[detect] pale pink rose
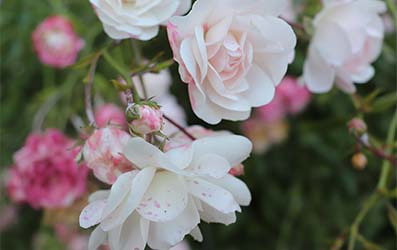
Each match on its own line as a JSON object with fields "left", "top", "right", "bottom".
{"left": 242, "top": 118, "right": 289, "bottom": 154}
{"left": 90, "top": 0, "right": 191, "bottom": 40}
{"left": 128, "top": 105, "right": 164, "bottom": 135}
{"left": 82, "top": 127, "right": 134, "bottom": 184}
{"left": 256, "top": 94, "right": 286, "bottom": 123}
{"left": 94, "top": 104, "right": 126, "bottom": 129}
{"left": 257, "top": 76, "right": 311, "bottom": 122}
{"left": 32, "top": 16, "right": 84, "bottom": 68}
{"left": 277, "top": 76, "right": 311, "bottom": 114}
{"left": 6, "top": 129, "right": 89, "bottom": 209}
{"left": 303, "top": 0, "right": 386, "bottom": 93}
{"left": 167, "top": 0, "right": 296, "bottom": 124}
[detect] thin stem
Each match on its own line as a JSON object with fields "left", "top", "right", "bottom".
{"left": 355, "top": 135, "right": 397, "bottom": 165}
{"left": 131, "top": 39, "right": 148, "bottom": 99}
{"left": 377, "top": 107, "right": 397, "bottom": 192}
{"left": 282, "top": 18, "right": 305, "bottom": 32}
{"left": 348, "top": 193, "right": 380, "bottom": 250}
{"left": 32, "top": 92, "right": 61, "bottom": 133}
{"left": 163, "top": 114, "right": 196, "bottom": 141}
{"left": 103, "top": 50, "right": 141, "bottom": 103}
{"left": 85, "top": 54, "right": 100, "bottom": 127}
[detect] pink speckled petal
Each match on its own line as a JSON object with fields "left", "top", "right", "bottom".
{"left": 138, "top": 171, "right": 188, "bottom": 222}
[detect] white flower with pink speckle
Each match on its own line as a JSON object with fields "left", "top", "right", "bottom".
{"left": 80, "top": 134, "right": 252, "bottom": 250}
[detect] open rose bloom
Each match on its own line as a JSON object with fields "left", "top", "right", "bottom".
{"left": 80, "top": 134, "right": 252, "bottom": 250}
{"left": 32, "top": 16, "right": 84, "bottom": 68}
{"left": 303, "top": 0, "right": 386, "bottom": 93}
{"left": 6, "top": 130, "right": 89, "bottom": 209}
{"left": 90, "top": 0, "right": 192, "bottom": 40}
{"left": 82, "top": 127, "right": 135, "bottom": 184}
{"left": 168, "top": 0, "right": 296, "bottom": 124}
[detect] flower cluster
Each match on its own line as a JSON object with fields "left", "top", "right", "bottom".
{"left": 9, "top": 0, "right": 389, "bottom": 249}
{"left": 6, "top": 129, "right": 89, "bottom": 209}
{"left": 80, "top": 132, "right": 252, "bottom": 250}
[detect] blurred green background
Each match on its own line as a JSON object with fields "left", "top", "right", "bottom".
{"left": 1, "top": 0, "right": 396, "bottom": 249}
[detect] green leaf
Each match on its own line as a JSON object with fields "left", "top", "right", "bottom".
{"left": 111, "top": 79, "right": 130, "bottom": 92}
{"left": 370, "top": 93, "right": 397, "bottom": 113}
{"left": 70, "top": 51, "right": 100, "bottom": 70}
{"left": 387, "top": 204, "right": 397, "bottom": 234}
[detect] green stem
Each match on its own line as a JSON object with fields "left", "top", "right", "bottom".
{"left": 130, "top": 39, "right": 148, "bottom": 99}
{"left": 348, "top": 193, "right": 380, "bottom": 250}
{"left": 43, "top": 67, "right": 55, "bottom": 89}
{"left": 103, "top": 50, "right": 141, "bottom": 103}
{"left": 385, "top": 0, "right": 397, "bottom": 30}
{"left": 377, "top": 107, "right": 397, "bottom": 192}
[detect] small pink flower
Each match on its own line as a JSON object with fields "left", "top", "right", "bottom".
{"left": 32, "top": 16, "right": 84, "bottom": 68}
{"left": 6, "top": 129, "right": 89, "bottom": 209}
{"left": 94, "top": 104, "right": 126, "bottom": 129}
{"left": 128, "top": 105, "right": 164, "bottom": 135}
{"left": 277, "top": 76, "right": 311, "bottom": 114}
{"left": 82, "top": 127, "right": 134, "bottom": 184}
{"left": 256, "top": 94, "right": 286, "bottom": 123}
{"left": 256, "top": 76, "right": 311, "bottom": 122}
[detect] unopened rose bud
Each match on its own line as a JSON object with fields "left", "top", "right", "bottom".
{"left": 352, "top": 153, "right": 367, "bottom": 170}
{"left": 348, "top": 118, "right": 367, "bottom": 135}
{"left": 127, "top": 104, "right": 164, "bottom": 135}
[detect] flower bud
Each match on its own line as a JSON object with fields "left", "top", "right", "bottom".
{"left": 352, "top": 153, "right": 367, "bottom": 171}
{"left": 127, "top": 104, "right": 164, "bottom": 135}
{"left": 348, "top": 118, "right": 367, "bottom": 135}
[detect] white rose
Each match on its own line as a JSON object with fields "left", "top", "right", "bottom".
{"left": 90, "top": 0, "right": 192, "bottom": 40}
{"left": 303, "top": 0, "right": 386, "bottom": 93}
{"left": 167, "top": 0, "right": 296, "bottom": 124}
{"left": 80, "top": 135, "right": 252, "bottom": 250}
